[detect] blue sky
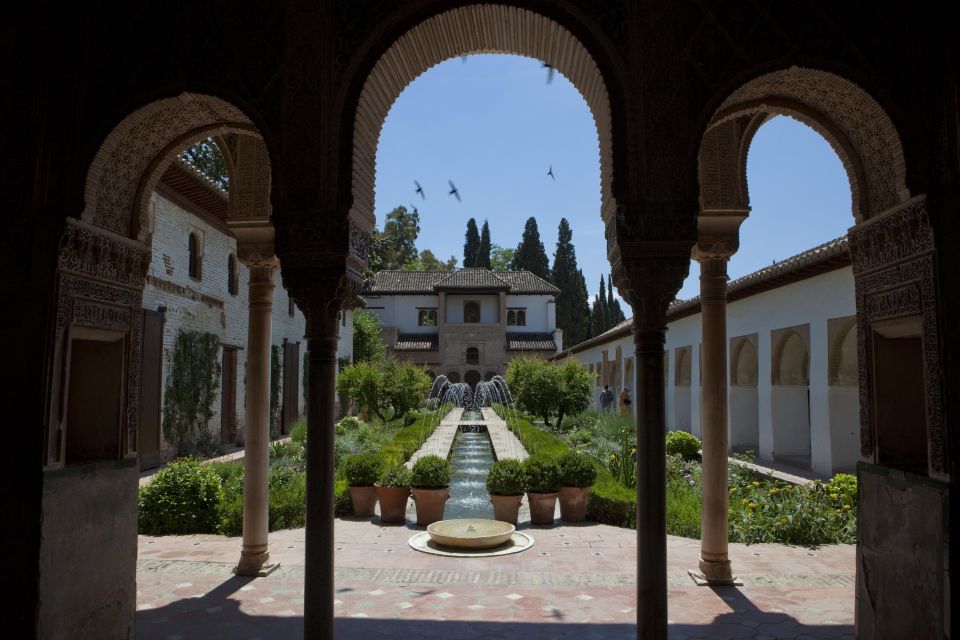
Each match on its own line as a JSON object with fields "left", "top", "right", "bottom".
{"left": 374, "top": 54, "right": 851, "bottom": 303}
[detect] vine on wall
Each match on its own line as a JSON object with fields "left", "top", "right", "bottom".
{"left": 163, "top": 330, "right": 222, "bottom": 456}
{"left": 270, "top": 344, "right": 281, "bottom": 436}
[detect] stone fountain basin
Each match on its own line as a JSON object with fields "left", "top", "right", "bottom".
{"left": 427, "top": 519, "right": 516, "bottom": 549}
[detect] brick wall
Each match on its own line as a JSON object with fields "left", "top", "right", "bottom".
{"left": 142, "top": 191, "right": 308, "bottom": 457}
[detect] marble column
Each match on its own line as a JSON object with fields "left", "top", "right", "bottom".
{"left": 696, "top": 254, "right": 736, "bottom": 584}
{"left": 236, "top": 259, "right": 280, "bottom": 577}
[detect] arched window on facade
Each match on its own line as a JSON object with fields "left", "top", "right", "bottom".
{"left": 188, "top": 232, "right": 202, "bottom": 280}
{"left": 288, "top": 296, "right": 295, "bottom": 317}
{"left": 829, "top": 319, "right": 858, "bottom": 386}
{"left": 464, "top": 301, "right": 481, "bottom": 323}
{"left": 730, "top": 337, "right": 758, "bottom": 386}
{"left": 675, "top": 347, "right": 692, "bottom": 386}
{"left": 466, "top": 347, "right": 479, "bottom": 365}
{"left": 507, "top": 308, "right": 526, "bottom": 326}
{"left": 774, "top": 331, "right": 809, "bottom": 386}
{"left": 227, "top": 253, "right": 238, "bottom": 295}
{"left": 464, "top": 370, "right": 482, "bottom": 388}
{"left": 507, "top": 309, "right": 516, "bottom": 325}
{"left": 447, "top": 371, "right": 461, "bottom": 383}
{"left": 484, "top": 371, "right": 496, "bottom": 381}
{"left": 418, "top": 309, "right": 437, "bottom": 326}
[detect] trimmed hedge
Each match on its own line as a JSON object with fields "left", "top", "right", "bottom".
{"left": 138, "top": 458, "right": 224, "bottom": 535}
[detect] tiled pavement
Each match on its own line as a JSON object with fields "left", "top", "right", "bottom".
{"left": 137, "top": 516, "right": 855, "bottom": 639}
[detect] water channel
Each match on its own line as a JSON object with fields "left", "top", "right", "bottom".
{"left": 444, "top": 409, "right": 496, "bottom": 520}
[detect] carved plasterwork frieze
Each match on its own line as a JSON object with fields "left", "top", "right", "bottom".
{"left": 58, "top": 219, "right": 151, "bottom": 288}
{"left": 849, "top": 196, "right": 946, "bottom": 478}
{"left": 274, "top": 210, "right": 350, "bottom": 270}
{"left": 72, "top": 300, "right": 132, "bottom": 332}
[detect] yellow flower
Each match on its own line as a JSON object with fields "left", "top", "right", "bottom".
{"left": 830, "top": 493, "right": 839, "bottom": 500}
{"left": 834, "top": 508, "right": 841, "bottom": 514}
{"left": 769, "top": 488, "right": 778, "bottom": 495}
{"left": 752, "top": 481, "right": 760, "bottom": 487}
{"left": 729, "top": 487, "right": 737, "bottom": 494}
{"left": 779, "top": 517, "right": 788, "bottom": 525}
{"left": 631, "top": 448, "right": 636, "bottom": 455}
{"left": 842, "top": 504, "right": 851, "bottom": 511}
{"left": 748, "top": 502, "right": 757, "bottom": 509}
{"left": 610, "top": 454, "right": 617, "bottom": 461}
{"left": 740, "top": 498, "right": 749, "bottom": 505}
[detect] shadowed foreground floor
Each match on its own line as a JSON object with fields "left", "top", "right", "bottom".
{"left": 137, "top": 516, "right": 854, "bottom": 639}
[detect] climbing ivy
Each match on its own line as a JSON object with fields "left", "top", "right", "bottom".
{"left": 162, "top": 330, "right": 221, "bottom": 456}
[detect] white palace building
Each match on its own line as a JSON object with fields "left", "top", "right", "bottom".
{"left": 554, "top": 237, "right": 857, "bottom": 476}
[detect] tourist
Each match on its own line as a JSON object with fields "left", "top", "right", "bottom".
{"left": 619, "top": 387, "right": 632, "bottom": 414}
{"left": 599, "top": 384, "right": 614, "bottom": 411}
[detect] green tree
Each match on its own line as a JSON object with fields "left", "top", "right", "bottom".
{"left": 607, "top": 273, "right": 626, "bottom": 325}
{"left": 506, "top": 358, "right": 560, "bottom": 426}
{"left": 382, "top": 360, "right": 432, "bottom": 419}
{"left": 555, "top": 360, "right": 594, "bottom": 427}
{"left": 181, "top": 138, "right": 229, "bottom": 190}
{"left": 416, "top": 249, "right": 457, "bottom": 271}
{"left": 490, "top": 244, "right": 515, "bottom": 272}
{"left": 511, "top": 217, "right": 551, "bottom": 280}
{"left": 477, "top": 219, "right": 492, "bottom": 269}
{"left": 590, "top": 275, "right": 610, "bottom": 336}
{"left": 162, "top": 330, "right": 222, "bottom": 455}
{"left": 337, "top": 361, "right": 385, "bottom": 419}
{"left": 463, "top": 218, "right": 481, "bottom": 267}
{"left": 352, "top": 310, "right": 385, "bottom": 362}
{"left": 550, "top": 219, "right": 591, "bottom": 346}
{"left": 384, "top": 205, "right": 421, "bottom": 269}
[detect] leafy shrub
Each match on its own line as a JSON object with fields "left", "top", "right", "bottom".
{"left": 334, "top": 479, "right": 352, "bottom": 517}
{"left": 587, "top": 475, "right": 636, "bottom": 528}
{"left": 665, "top": 431, "right": 701, "bottom": 460}
{"left": 410, "top": 455, "right": 451, "bottom": 488}
{"left": 728, "top": 479, "right": 855, "bottom": 544}
{"left": 829, "top": 473, "right": 858, "bottom": 506}
{"left": 486, "top": 460, "right": 526, "bottom": 496}
{"left": 523, "top": 454, "right": 562, "bottom": 493}
{"left": 162, "top": 331, "right": 221, "bottom": 456}
{"left": 343, "top": 452, "right": 382, "bottom": 486}
{"left": 270, "top": 441, "right": 305, "bottom": 468}
{"left": 379, "top": 465, "right": 412, "bottom": 488}
{"left": 290, "top": 418, "right": 307, "bottom": 444}
{"left": 666, "top": 476, "right": 702, "bottom": 538}
{"left": 728, "top": 451, "right": 760, "bottom": 488}
{"left": 606, "top": 439, "right": 637, "bottom": 488}
{"left": 269, "top": 469, "right": 306, "bottom": 531}
{"left": 337, "top": 416, "right": 361, "bottom": 435}
{"left": 138, "top": 458, "right": 224, "bottom": 535}
{"left": 567, "top": 427, "right": 593, "bottom": 448}
{"left": 558, "top": 451, "right": 597, "bottom": 488}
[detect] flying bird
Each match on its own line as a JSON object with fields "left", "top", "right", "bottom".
{"left": 547, "top": 166, "right": 555, "bottom": 180}
{"left": 448, "top": 180, "right": 461, "bottom": 202}
{"left": 542, "top": 62, "right": 556, "bottom": 84}
{"left": 414, "top": 180, "right": 425, "bottom": 199}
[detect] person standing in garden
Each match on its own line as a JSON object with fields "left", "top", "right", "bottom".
{"left": 599, "top": 384, "right": 614, "bottom": 411}
{"left": 619, "top": 387, "right": 632, "bottom": 414}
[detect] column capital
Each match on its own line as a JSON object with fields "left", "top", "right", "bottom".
{"left": 695, "top": 208, "right": 749, "bottom": 262}
{"left": 611, "top": 253, "right": 691, "bottom": 332}
{"left": 284, "top": 265, "right": 363, "bottom": 342}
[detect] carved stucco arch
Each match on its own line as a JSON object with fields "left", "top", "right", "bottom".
{"left": 352, "top": 4, "right": 613, "bottom": 228}
{"left": 82, "top": 93, "right": 271, "bottom": 242}
{"left": 699, "top": 67, "right": 910, "bottom": 223}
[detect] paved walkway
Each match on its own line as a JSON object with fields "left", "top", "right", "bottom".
{"left": 136, "top": 517, "right": 854, "bottom": 639}
{"left": 406, "top": 408, "right": 529, "bottom": 467}
{"left": 481, "top": 407, "right": 529, "bottom": 461}
{"left": 405, "top": 408, "right": 464, "bottom": 468}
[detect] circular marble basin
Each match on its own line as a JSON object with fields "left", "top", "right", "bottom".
{"left": 427, "top": 519, "right": 516, "bottom": 549}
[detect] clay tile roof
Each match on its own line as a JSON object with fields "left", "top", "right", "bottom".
{"left": 434, "top": 268, "right": 511, "bottom": 290}
{"left": 506, "top": 332, "right": 557, "bottom": 351}
{"left": 496, "top": 271, "right": 560, "bottom": 294}
{"left": 362, "top": 268, "right": 558, "bottom": 295}
{"left": 363, "top": 271, "right": 449, "bottom": 294}
{"left": 394, "top": 333, "right": 439, "bottom": 351}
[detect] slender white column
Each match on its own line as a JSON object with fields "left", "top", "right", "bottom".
{"left": 236, "top": 260, "right": 279, "bottom": 576}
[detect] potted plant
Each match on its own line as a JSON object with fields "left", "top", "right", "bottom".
{"left": 343, "top": 452, "right": 381, "bottom": 517}
{"left": 523, "top": 454, "right": 562, "bottom": 525}
{"left": 376, "top": 465, "right": 412, "bottom": 524}
{"left": 486, "top": 459, "right": 526, "bottom": 524}
{"left": 410, "top": 455, "right": 451, "bottom": 525}
{"left": 557, "top": 451, "right": 597, "bottom": 522}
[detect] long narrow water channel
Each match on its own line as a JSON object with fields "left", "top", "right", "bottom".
{"left": 444, "top": 421, "right": 496, "bottom": 520}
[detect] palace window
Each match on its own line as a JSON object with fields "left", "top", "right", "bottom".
{"left": 188, "top": 232, "right": 202, "bottom": 280}
{"left": 466, "top": 347, "right": 479, "bottom": 365}
{"left": 227, "top": 253, "right": 238, "bottom": 295}
{"left": 418, "top": 309, "right": 438, "bottom": 326}
{"left": 507, "top": 308, "right": 526, "bottom": 326}
{"left": 288, "top": 296, "right": 295, "bottom": 316}
{"left": 464, "top": 301, "right": 481, "bottom": 323}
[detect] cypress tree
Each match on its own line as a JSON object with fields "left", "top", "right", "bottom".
{"left": 607, "top": 273, "right": 626, "bottom": 324}
{"left": 591, "top": 275, "right": 610, "bottom": 334}
{"left": 477, "top": 220, "right": 492, "bottom": 269}
{"left": 510, "top": 217, "right": 551, "bottom": 280}
{"left": 551, "top": 219, "right": 590, "bottom": 346}
{"left": 463, "top": 218, "right": 480, "bottom": 267}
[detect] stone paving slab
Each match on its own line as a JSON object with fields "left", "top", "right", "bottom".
{"left": 136, "top": 518, "right": 855, "bottom": 639}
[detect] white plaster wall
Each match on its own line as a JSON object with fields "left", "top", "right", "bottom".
{"left": 562, "top": 266, "right": 858, "bottom": 474}
{"left": 143, "top": 192, "right": 308, "bottom": 455}
{"left": 504, "top": 294, "right": 553, "bottom": 331}
{"left": 771, "top": 386, "right": 811, "bottom": 457}
{"left": 364, "top": 295, "right": 439, "bottom": 333}
{"left": 338, "top": 309, "right": 355, "bottom": 361}
{"left": 445, "top": 294, "right": 499, "bottom": 323}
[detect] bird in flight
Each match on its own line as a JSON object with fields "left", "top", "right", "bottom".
{"left": 448, "top": 180, "right": 461, "bottom": 202}
{"left": 542, "top": 62, "right": 556, "bottom": 84}
{"left": 414, "top": 180, "right": 425, "bottom": 199}
{"left": 547, "top": 166, "right": 555, "bottom": 180}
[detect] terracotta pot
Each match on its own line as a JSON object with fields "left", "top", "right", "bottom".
{"left": 349, "top": 485, "right": 378, "bottom": 517}
{"left": 411, "top": 487, "right": 450, "bottom": 525}
{"left": 490, "top": 494, "right": 523, "bottom": 525}
{"left": 375, "top": 485, "right": 411, "bottom": 524}
{"left": 526, "top": 491, "right": 559, "bottom": 525}
{"left": 559, "top": 486, "right": 592, "bottom": 522}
